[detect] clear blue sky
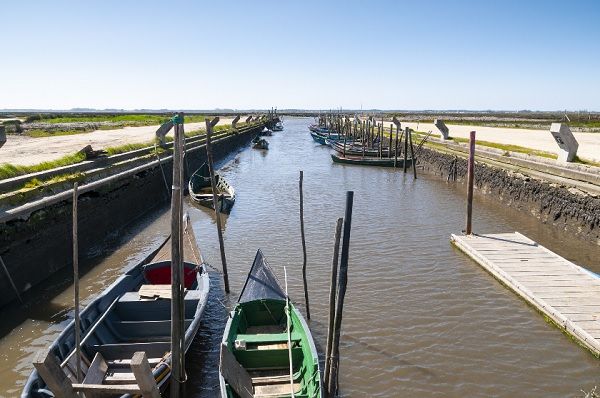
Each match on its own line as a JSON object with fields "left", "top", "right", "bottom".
{"left": 2, "top": 0, "right": 599, "bottom": 110}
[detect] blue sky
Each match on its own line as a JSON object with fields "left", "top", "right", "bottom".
{"left": 1, "top": 0, "right": 599, "bottom": 110}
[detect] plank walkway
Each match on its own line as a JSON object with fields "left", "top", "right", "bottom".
{"left": 451, "top": 231, "right": 600, "bottom": 356}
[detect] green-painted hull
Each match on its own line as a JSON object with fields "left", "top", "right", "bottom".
{"left": 220, "top": 299, "right": 322, "bottom": 397}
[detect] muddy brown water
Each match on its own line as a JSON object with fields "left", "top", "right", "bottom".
{"left": 1, "top": 117, "right": 599, "bottom": 397}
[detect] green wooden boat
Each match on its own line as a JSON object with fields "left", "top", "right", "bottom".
{"left": 219, "top": 250, "right": 322, "bottom": 398}
{"left": 331, "top": 153, "right": 414, "bottom": 168}
{"left": 189, "top": 163, "right": 236, "bottom": 214}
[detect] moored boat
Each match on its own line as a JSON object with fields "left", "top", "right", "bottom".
{"left": 189, "top": 163, "right": 236, "bottom": 214}
{"left": 272, "top": 122, "right": 283, "bottom": 131}
{"left": 219, "top": 250, "right": 322, "bottom": 398}
{"left": 260, "top": 127, "right": 273, "bottom": 136}
{"left": 328, "top": 139, "right": 390, "bottom": 157}
{"left": 252, "top": 137, "right": 269, "bottom": 150}
{"left": 22, "top": 217, "right": 210, "bottom": 398}
{"left": 331, "top": 153, "right": 414, "bottom": 167}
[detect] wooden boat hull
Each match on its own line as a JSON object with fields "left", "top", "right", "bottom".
{"left": 252, "top": 138, "right": 269, "bottom": 150}
{"left": 331, "top": 153, "right": 414, "bottom": 167}
{"left": 329, "top": 140, "right": 391, "bottom": 157}
{"left": 22, "top": 236, "right": 210, "bottom": 398}
{"left": 189, "top": 163, "right": 236, "bottom": 214}
{"left": 219, "top": 250, "right": 322, "bottom": 398}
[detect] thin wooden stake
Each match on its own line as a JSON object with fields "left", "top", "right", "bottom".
{"left": 394, "top": 126, "right": 399, "bottom": 168}
{"left": 323, "top": 217, "right": 343, "bottom": 392}
{"left": 170, "top": 113, "right": 186, "bottom": 398}
{"left": 409, "top": 129, "right": 417, "bottom": 179}
{"left": 0, "top": 255, "right": 22, "bottom": 304}
{"left": 328, "top": 191, "right": 354, "bottom": 397}
{"left": 466, "top": 131, "right": 476, "bottom": 235}
{"left": 299, "top": 171, "right": 310, "bottom": 319}
{"left": 206, "top": 116, "right": 230, "bottom": 293}
{"left": 72, "top": 182, "right": 82, "bottom": 383}
{"left": 403, "top": 127, "right": 409, "bottom": 173}
{"left": 388, "top": 124, "right": 392, "bottom": 158}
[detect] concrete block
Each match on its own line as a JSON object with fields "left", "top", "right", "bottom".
{"left": 550, "top": 123, "right": 578, "bottom": 162}
{"left": 434, "top": 119, "right": 449, "bottom": 140}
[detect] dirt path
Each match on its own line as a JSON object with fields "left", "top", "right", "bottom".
{"left": 0, "top": 118, "right": 236, "bottom": 166}
{"left": 400, "top": 122, "right": 600, "bottom": 162}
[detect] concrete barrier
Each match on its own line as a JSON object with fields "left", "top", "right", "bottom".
{"left": 0, "top": 126, "right": 5, "bottom": 149}
{"left": 550, "top": 123, "right": 578, "bottom": 162}
{"left": 434, "top": 119, "right": 449, "bottom": 140}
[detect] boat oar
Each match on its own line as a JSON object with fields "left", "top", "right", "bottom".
{"left": 283, "top": 267, "right": 295, "bottom": 398}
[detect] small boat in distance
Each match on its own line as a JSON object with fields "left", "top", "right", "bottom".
{"left": 22, "top": 217, "right": 210, "bottom": 398}
{"left": 272, "top": 121, "right": 284, "bottom": 131}
{"left": 260, "top": 127, "right": 273, "bottom": 136}
{"left": 189, "top": 163, "right": 236, "bottom": 214}
{"left": 219, "top": 250, "right": 322, "bottom": 398}
{"left": 331, "top": 153, "right": 414, "bottom": 167}
{"left": 252, "top": 137, "right": 269, "bottom": 150}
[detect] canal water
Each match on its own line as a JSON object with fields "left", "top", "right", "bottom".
{"left": 1, "top": 117, "right": 599, "bottom": 397}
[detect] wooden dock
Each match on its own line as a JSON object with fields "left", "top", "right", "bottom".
{"left": 451, "top": 231, "right": 600, "bottom": 356}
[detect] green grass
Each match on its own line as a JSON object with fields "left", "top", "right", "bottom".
{"left": 0, "top": 152, "right": 87, "bottom": 180}
{"left": 30, "top": 114, "right": 207, "bottom": 125}
{"left": 25, "top": 129, "right": 94, "bottom": 138}
{"left": 450, "top": 137, "right": 558, "bottom": 159}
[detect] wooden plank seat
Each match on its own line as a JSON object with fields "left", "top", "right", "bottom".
{"left": 234, "top": 347, "right": 303, "bottom": 370}
{"left": 110, "top": 319, "right": 193, "bottom": 339}
{"left": 234, "top": 332, "right": 302, "bottom": 345}
{"left": 92, "top": 342, "right": 169, "bottom": 360}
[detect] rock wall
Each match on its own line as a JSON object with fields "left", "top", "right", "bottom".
{"left": 418, "top": 147, "right": 600, "bottom": 245}
{"left": 0, "top": 126, "right": 260, "bottom": 309}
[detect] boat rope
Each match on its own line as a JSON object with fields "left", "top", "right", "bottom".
{"left": 283, "top": 267, "right": 296, "bottom": 398}
{"left": 154, "top": 143, "right": 170, "bottom": 199}
{"left": 202, "top": 260, "right": 223, "bottom": 275}
{"left": 0, "top": 255, "right": 23, "bottom": 304}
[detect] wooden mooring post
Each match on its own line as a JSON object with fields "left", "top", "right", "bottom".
{"left": 392, "top": 118, "right": 401, "bottom": 168}
{"left": 327, "top": 191, "right": 354, "bottom": 397}
{"left": 403, "top": 127, "right": 409, "bottom": 173}
{"left": 299, "top": 170, "right": 310, "bottom": 319}
{"left": 465, "top": 131, "right": 476, "bottom": 235}
{"left": 170, "top": 113, "right": 186, "bottom": 398}
{"left": 408, "top": 128, "right": 417, "bottom": 179}
{"left": 323, "top": 217, "right": 343, "bottom": 392}
{"left": 206, "top": 116, "right": 231, "bottom": 293}
{"left": 72, "top": 182, "right": 82, "bottom": 383}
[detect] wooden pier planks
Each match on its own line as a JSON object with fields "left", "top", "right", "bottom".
{"left": 451, "top": 231, "right": 600, "bottom": 356}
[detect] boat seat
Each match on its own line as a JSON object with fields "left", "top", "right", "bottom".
{"left": 92, "top": 342, "right": 170, "bottom": 360}
{"left": 110, "top": 319, "right": 193, "bottom": 338}
{"left": 235, "top": 333, "right": 301, "bottom": 345}
{"left": 115, "top": 290, "right": 200, "bottom": 321}
{"left": 234, "top": 347, "right": 303, "bottom": 370}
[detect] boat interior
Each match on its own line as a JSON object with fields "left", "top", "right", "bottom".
{"left": 224, "top": 299, "right": 320, "bottom": 398}
{"left": 56, "top": 261, "right": 203, "bottom": 387}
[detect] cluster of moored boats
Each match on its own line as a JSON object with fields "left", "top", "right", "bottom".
{"left": 23, "top": 118, "right": 323, "bottom": 398}
{"left": 251, "top": 121, "right": 284, "bottom": 151}
{"left": 310, "top": 116, "right": 426, "bottom": 168}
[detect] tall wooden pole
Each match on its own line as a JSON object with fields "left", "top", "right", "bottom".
{"left": 466, "top": 131, "right": 476, "bottom": 235}
{"left": 403, "top": 127, "right": 409, "bottom": 173}
{"left": 323, "top": 217, "right": 343, "bottom": 392}
{"left": 409, "top": 129, "right": 418, "bottom": 179}
{"left": 328, "top": 191, "right": 354, "bottom": 397}
{"left": 72, "top": 182, "right": 82, "bottom": 383}
{"left": 388, "top": 124, "right": 392, "bottom": 158}
{"left": 170, "top": 113, "right": 186, "bottom": 398}
{"left": 205, "top": 117, "right": 230, "bottom": 293}
{"left": 299, "top": 171, "right": 310, "bottom": 319}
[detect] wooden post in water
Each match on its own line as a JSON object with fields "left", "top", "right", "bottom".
{"left": 328, "top": 191, "right": 354, "bottom": 397}
{"left": 466, "top": 131, "right": 476, "bottom": 235}
{"left": 323, "top": 217, "right": 343, "bottom": 392}
{"left": 403, "top": 127, "right": 409, "bottom": 173}
{"left": 409, "top": 129, "right": 417, "bottom": 179}
{"left": 388, "top": 124, "right": 393, "bottom": 158}
{"left": 170, "top": 113, "right": 186, "bottom": 398}
{"left": 392, "top": 118, "right": 402, "bottom": 168}
{"left": 299, "top": 170, "right": 310, "bottom": 319}
{"left": 72, "top": 182, "right": 82, "bottom": 383}
{"left": 205, "top": 116, "right": 230, "bottom": 293}
{"left": 361, "top": 121, "right": 366, "bottom": 159}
